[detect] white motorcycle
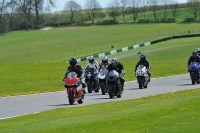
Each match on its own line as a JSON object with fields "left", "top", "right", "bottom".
{"left": 135, "top": 65, "right": 150, "bottom": 89}
{"left": 97, "top": 68, "right": 107, "bottom": 95}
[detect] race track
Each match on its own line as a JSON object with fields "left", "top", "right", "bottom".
{"left": 0, "top": 74, "right": 199, "bottom": 120}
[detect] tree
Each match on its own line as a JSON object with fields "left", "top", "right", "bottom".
{"left": 85, "top": 0, "right": 101, "bottom": 24}
{"left": 32, "top": 0, "right": 55, "bottom": 24}
{"left": 14, "top": 0, "right": 33, "bottom": 29}
{"left": 187, "top": 0, "right": 200, "bottom": 21}
{"left": 147, "top": 0, "right": 160, "bottom": 22}
{"left": 141, "top": 0, "right": 147, "bottom": 19}
{"left": 64, "top": 0, "right": 81, "bottom": 23}
{"left": 7, "top": 0, "right": 17, "bottom": 30}
{"left": 0, "top": 0, "right": 9, "bottom": 33}
{"left": 107, "top": 0, "right": 120, "bottom": 21}
{"left": 118, "top": 0, "right": 128, "bottom": 23}
{"left": 170, "top": 0, "right": 179, "bottom": 20}
{"left": 129, "top": 0, "right": 141, "bottom": 23}
{"left": 0, "top": 0, "right": 8, "bottom": 18}
{"left": 161, "top": 0, "right": 170, "bottom": 21}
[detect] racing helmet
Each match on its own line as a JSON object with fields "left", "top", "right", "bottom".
{"left": 140, "top": 54, "right": 146, "bottom": 61}
{"left": 88, "top": 56, "right": 94, "bottom": 63}
{"left": 111, "top": 58, "right": 118, "bottom": 67}
{"left": 102, "top": 56, "right": 108, "bottom": 63}
{"left": 196, "top": 48, "right": 200, "bottom": 55}
{"left": 192, "top": 51, "right": 197, "bottom": 58}
{"left": 69, "top": 58, "right": 77, "bottom": 67}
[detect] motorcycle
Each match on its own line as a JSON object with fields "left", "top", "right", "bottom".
{"left": 85, "top": 68, "right": 99, "bottom": 93}
{"left": 98, "top": 68, "right": 107, "bottom": 95}
{"left": 64, "top": 72, "right": 84, "bottom": 105}
{"left": 106, "top": 70, "right": 122, "bottom": 98}
{"left": 136, "top": 65, "right": 149, "bottom": 89}
{"left": 188, "top": 62, "right": 200, "bottom": 84}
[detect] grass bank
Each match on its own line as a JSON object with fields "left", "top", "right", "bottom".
{"left": 0, "top": 88, "right": 200, "bottom": 133}
{"left": 0, "top": 37, "right": 199, "bottom": 97}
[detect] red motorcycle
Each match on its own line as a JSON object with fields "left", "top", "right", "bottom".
{"left": 64, "top": 72, "right": 84, "bottom": 105}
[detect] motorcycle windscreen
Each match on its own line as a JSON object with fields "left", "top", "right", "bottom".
{"left": 67, "top": 72, "right": 77, "bottom": 79}
{"left": 86, "top": 68, "right": 96, "bottom": 77}
{"left": 189, "top": 62, "right": 199, "bottom": 70}
{"left": 107, "top": 70, "right": 119, "bottom": 81}
{"left": 65, "top": 72, "right": 79, "bottom": 85}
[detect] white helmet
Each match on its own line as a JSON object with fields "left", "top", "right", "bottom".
{"left": 196, "top": 48, "right": 200, "bottom": 55}
{"left": 88, "top": 56, "right": 94, "bottom": 63}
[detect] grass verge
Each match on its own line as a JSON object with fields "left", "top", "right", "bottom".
{"left": 1, "top": 37, "right": 199, "bottom": 97}
{"left": 0, "top": 88, "right": 200, "bottom": 133}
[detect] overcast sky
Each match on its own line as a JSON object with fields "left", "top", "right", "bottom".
{"left": 51, "top": 0, "right": 188, "bottom": 12}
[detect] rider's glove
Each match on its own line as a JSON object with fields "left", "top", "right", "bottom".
{"left": 119, "top": 73, "right": 123, "bottom": 78}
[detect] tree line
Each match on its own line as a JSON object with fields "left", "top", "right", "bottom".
{"left": 1, "top": 0, "right": 200, "bottom": 34}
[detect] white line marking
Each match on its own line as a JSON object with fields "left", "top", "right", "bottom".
{"left": 0, "top": 112, "right": 39, "bottom": 120}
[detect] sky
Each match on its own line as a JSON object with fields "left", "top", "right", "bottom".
{"left": 51, "top": 0, "right": 188, "bottom": 12}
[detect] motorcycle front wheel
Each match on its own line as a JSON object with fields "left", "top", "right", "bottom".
{"left": 138, "top": 77, "right": 144, "bottom": 89}
{"left": 100, "top": 82, "right": 106, "bottom": 95}
{"left": 87, "top": 81, "right": 93, "bottom": 93}
{"left": 191, "top": 72, "right": 196, "bottom": 85}
{"left": 108, "top": 84, "right": 114, "bottom": 98}
{"left": 68, "top": 90, "right": 75, "bottom": 105}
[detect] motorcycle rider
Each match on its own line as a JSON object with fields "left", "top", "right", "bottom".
{"left": 188, "top": 51, "right": 200, "bottom": 65}
{"left": 107, "top": 58, "right": 125, "bottom": 91}
{"left": 187, "top": 51, "right": 200, "bottom": 82}
{"left": 85, "top": 56, "right": 99, "bottom": 91}
{"left": 63, "top": 58, "right": 86, "bottom": 93}
{"left": 135, "top": 54, "right": 151, "bottom": 82}
{"left": 99, "top": 56, "right": 111, "bottom": 70}
{"left": 99, "top": 56, "right": 110, "bottom": 92}
{"left": 196, "top": 48, "right": 200, "bottom": 56}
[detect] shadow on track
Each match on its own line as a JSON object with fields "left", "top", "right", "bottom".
{"left": 176, "top": 84, "right": 193, "bottom": 86}
{"left": 181, "top": 78, "right": 191, "bottom": 80}
{"left": 85, "top": 93, "right": 103, "bottom": 96}
{"left": 47, "top": 103, "right": 71, "bottom": 106}
{"left": 93, "top": 97, "right": 111, "bottom": 100}
{"left": 126, "top": 88, "right": 141, "bottom": 90}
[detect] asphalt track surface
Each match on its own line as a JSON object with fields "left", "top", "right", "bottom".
{"left": 1, "top": 74, "right": 199, "bottom": 120}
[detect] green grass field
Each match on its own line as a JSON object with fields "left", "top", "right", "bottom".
{"left": 0, "top": 23, "right": 200, "bottom": 97}
{"left": 0, "top": 37, "right": 199, "bottom": 97}
{"left": 1, "top": 23, "right": 200, "bottom": 132}
{"left": 0, "top": 23, "right": 199, "bottom": 64}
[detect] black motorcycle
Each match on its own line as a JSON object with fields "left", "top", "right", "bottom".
{"left": 85, "top": 68, "right": 99, "bottom": 93}
{"left": 106, "top": 70, "right": 122, "bottom": 98}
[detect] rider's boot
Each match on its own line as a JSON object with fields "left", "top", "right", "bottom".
{"left": 121, "top": 83, "right": 124, "bottom": 92}
{"left": 148, "top": 73, "right": 151, "bottom": 82}
{"left": 82, "top": 82, "right": 87, "bottom": 94}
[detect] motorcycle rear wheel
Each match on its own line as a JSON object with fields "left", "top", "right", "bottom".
{"left": 77, "top": 98, "right": 83, "bottom": 104}
{"left": 117, "top": 94, "right": 121, "bottom": 98}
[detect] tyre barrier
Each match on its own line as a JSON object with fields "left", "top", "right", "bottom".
{"left": 74, "top": 33, "right": 200, "bottom": 62}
